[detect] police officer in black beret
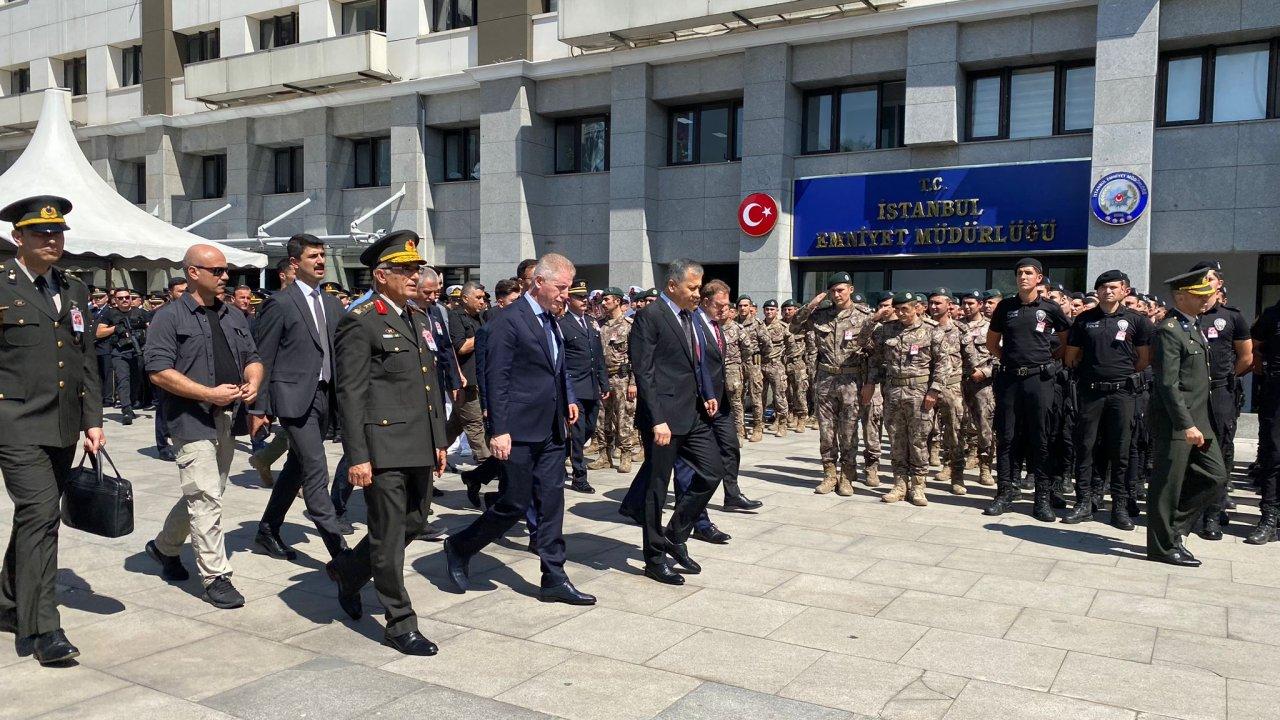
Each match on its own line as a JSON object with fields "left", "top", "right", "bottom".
{"left": 0, "top": 195, "right": 105, "bottom": 665}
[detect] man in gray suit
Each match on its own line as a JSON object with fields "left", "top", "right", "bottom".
{"left": 249, "top": 234, "right": 347, "bottom": 561}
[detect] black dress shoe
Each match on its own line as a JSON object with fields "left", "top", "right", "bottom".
{"left": 644, "top": 562, "right": 685, "bottom": 585}
{"left": 723, "top": 494, "right": 763, "bottom": 512}
{"left": 32, "top": 629, "right": 79, "bottom": 665}
{"left": 157, "top": 446, "right": 177, "bottom": 462}
{"left": 417, "top": 523, "right": 446, "bottom": 542}
{"left": 1200, "top": 514, "right": 1224, "bottom": 541}
{"left": 443, "top": 539, "right": 470, "bottom": 593}
{"left": 1174, "top": 539, "right": 1198, "bottom": 562}
{"left": 618, "top": 506, "right": 642, "bottom": 526}
{"left": 570, "top": 477, "right": 595, "bottom": 494}
{"left": 325, "top": 555, "right": 363, "bottom": 620}
{"left": 432, "top": 486, "right": 444, "bottom": 498}
{"left": 121, "top": 413, "right": 133, "bottom": 426}
{"left": 254, "top": 531, "right": 297, "bottom": 561}
{"left": 146, "top": 540, "right": 191, "bottom": 582}
{"left": 0, "top": 609, "right": 15, "bottom": 635}
{"left": 464, "top": 477, "right": 482, "bottom": 509}
{"left": 335, "top": 516, "right": 356, "bottom": 536}
{"left": 665, "top": 540, "right": 701, "bottom": 574}
{"left": 692, "top": 525, "right": 731, "bottom": 544}
{"left": 539, "top": 580, "right": 597, "bottom": 605}
{"left": 1146, "top": 550, "right": 1201, "bottom": 567}
{"left": 383, "top": 630, "right": 438, "bottom": 656}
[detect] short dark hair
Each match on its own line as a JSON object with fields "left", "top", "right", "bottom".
{"left": 234, "top": 285, "right": 252, "bottom": 294}
{"left": 167, "top": 276, "right": 187, "bottom": 289}
{"left": 286, "top": 233, "right": 324, "bottom": 261}
{"left": 701, "top": 279, "right": 731, "bottom": 299}
{"left": 275, "top": 257, "right": 292, "bottom": 274}
{"left": 495, "top": 278, "right": 520, "bottom": 297}
{"left": 461, "top": 280, "right": 484, "bottom": 296}
{"left": 516, "top": 258, "right": 537, "bottom": 278}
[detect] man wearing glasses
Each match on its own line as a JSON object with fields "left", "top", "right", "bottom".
{"left": 142, "top": 245, "right": 263, "bottom": 610}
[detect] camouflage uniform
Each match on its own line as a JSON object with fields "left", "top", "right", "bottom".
{"left": 761, "top": 316, "right": 791, "bottom": 437}
{"left": 722, "top": 320, "right": 747, "bottom": 439}
{"left": 960, "top": 316, "right": 996, "bottom": 485}
{"left": 591, "top": 315, "right": 636, "bottom": 473}
{"left": 857, "top": 343, "right": 884, "bottom": 480}
{"left": 783, "top": 323, "right": 809, "bottom": 432}
{"left": 932, "top": 319, "right": 968, "bottom": 494}
{"left": 740, "top": 315, "right": 768, "bottom": 441}
{"left": 867, "top": 316, "right": 949, "bottom": 506}
{"left": 804, "top": 328, "right": 818, "bottom": 429}
{"left": 790, "top": 301, "right": 875, "bottom": 495}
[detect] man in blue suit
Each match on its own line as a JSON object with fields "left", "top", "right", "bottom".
{"left": 559, "top": 279, "right": 609, "bottom": 494}
{"left": 444, "top": 253, "right": 596, "bottom": 606}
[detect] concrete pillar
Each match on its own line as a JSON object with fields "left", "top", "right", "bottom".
{"left": 29, "top": 58, "right": 57, "bottom": 91}
{"left": 904, "top": 22, "right": 961, "bottom": 147}
{"left": 478, "top": 75, "right": 540, "bottom": 283}
{"left": 299, "top": 0, "right": 337, "bottom": 42}
{"left": 1087, "top": 0, "right": 1159, "bottom": 290}
{"left": 144, "top": 125, "right": 190, "bottom": 225}
{"left": 221, "top": 16, "right": 254, "bottom": 56}
{"left": 386, "top": 0, "right": 430, "bottom": 79}
{"left": 141, "top": 0, "right": 182, "bottom": 116}
{"left": 86, "top": 45, "right": 113, "bottom": 125}
{"left": 738, "top": 45, "right": 798, "bottom": 302}
{"left": 607, "top": 64, "right": 660, "bottom": 289}
{"left": 300, "top": 108, "right": 342, "bottom": 236}
{"left": 389, "top": 94, "right": 433, "bottom": 261}
{"left": 223, "top": 118, "right": 255, "bottom": 239}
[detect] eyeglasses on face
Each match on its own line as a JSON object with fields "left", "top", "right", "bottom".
{"left": 192, "top": 265, "right": 229, "bottom": 276}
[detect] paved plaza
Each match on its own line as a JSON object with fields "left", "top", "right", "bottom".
{"left": 2, "top": 411, "right": 1278, "bottom": 720}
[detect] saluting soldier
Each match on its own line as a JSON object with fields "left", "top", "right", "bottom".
{"left": 1146, "top": 268, "right": 1226, "bottom": 567}
{"left": 0, "top": 196, "right": 105, "bottom": 665}
{"left": 859, "top": 291, "right": 893, "bottom": 482}
{"left": 326, "top": 232, "right": 448, "bottom": 656}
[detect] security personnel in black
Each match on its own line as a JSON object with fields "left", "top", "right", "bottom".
{"left": 95, "top": 286, "right": 148, "bottom": 424}
{"left": 984, "top": 258, "right": 1071, "bottom": 521}
{"left": 559, "top": 278, "right": 608, "bottom": 494}
{"left": 0, "top": 195, "right": 105, "bottom": 665}
{"left": 325, "top": 231, "right": 447, "bottom": 656}
{"left": 90, "top": 288, "right": 114, "bottom": 406}
{"left": 1063, "top": 270, "right": 1153, "bottom": 530}
{"left": 1190, "top": 264, "right": 1253, "bottom": 540}
{"left": 1146, "top": 268, "right": 1225, "bottom": 567}
{"left": 1246, "top": 294, "right": 1280, "bottom": 545}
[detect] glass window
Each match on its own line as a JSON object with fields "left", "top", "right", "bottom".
{"left": 1163, "top": 55, "right": 1203, "bottom": 123}
{"left": 343, "top": 0, "right": 386, "bottom": 34}
{"left": 260, "top": 12, "right": 299, "bottom": 50}
{"left": 555, "top": 116, "right": 609, "bottom": 173}
{"left": 879, "top": 80, "right": 906, "bottom": 149}
{"left": 62, "top": 57, "right": 87, "bottom": 96}
{"left": 183, "top": 29, "right": 220, "bottom": 64}
{"left": 433, "top": 0, "right": 477, "bottom": 32}
{"left": 121, "top": 46, "right": 142, "bottom": 87}
{"left": 200, "top": 154, "right": 226, "bottom": 199}
{"left": 803, "top": 92, "right": 833, "bottom": 153}
{"left": 700, "top": 105, "right": 731, "bottom": 163}
{"left": 1213, "top": 43, "right": 1269, "bottom": 122}
{"left": 13, "top": 67, "right": 30, "bottom": 94}
{"left": 1061, "top": 64, "right": 1095, "bottom": 132}
{"left": 670, "top": 109, "right": 695, "bottom": 164}
{"left": 734, "top": 103, "right": 744, "bottom": 160}
{"left": 581, "top": 117, "right": 607, "bottom": 172}
{"left": 274, "top": 147, "right": 304, "bottom": 194}
{"left": 838, "top": 86, "right": 878, "bottom": 151}
{"left": 351, "top": 137, "right": 390, "bottom": 188}
{"left": 132, "top": 161, "right": 147, "bottom": 204}
{"left": 441, "top": 128, "right": 479, "bottom": 181}
{"left": 554, "top": 122, "right": 576, "bottom": 173}
{"left": 1008, "top": 66, "right": 1054, "bottom": 138}
{"left": 668, "top": 103, "right": 742, "bottom": 165}
{"left": 968, "top": 75, "right": 1002, "bottom": 139}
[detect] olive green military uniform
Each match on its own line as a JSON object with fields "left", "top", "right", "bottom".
{"left": 760, "top": 313, "right": 791, "bottom": 437}
{"left": 331, "top": 293, "right": 447, "bottom": 638}
{"left": 0, "top": 260, "right": 102, "bottom": 640}
{"left": 867, "top": 308, "right": 950, "bottom": 506}
{"left": 1147, "top": 307, "right": 1227, "bottom": 560}
{"left": 960, "top": 315, "right": 996, "bottom": 485}
{"left": 932, "top": 318, "right": 967, "bottom": 493}
{"left": 592, "top": 315, "right": 635, "bottom": 472}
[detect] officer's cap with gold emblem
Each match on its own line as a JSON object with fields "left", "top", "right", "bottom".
{"left": 320, "top": 281, "right": 345, "bottom": 295}
{"left": 568, "top": 279, "right": 589, "bottom": 296}
{"left": 360, "top": 229, "right": 425, "bottom": 268}
{"left": 1164, "top": 268, "right": 1215, "bottom": 296}
{"left": 1, "top": 195, "right": 72, "bottom": 234}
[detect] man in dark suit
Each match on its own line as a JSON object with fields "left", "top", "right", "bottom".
{"left": 326, "top": 231, "right": 447, "bottom": 656}
{"left": 444, "top": 253, "right": 596, "bottom": 606}
{"left": 629, "top": 259, "right": 725, "bottom": 585}
{"left": 559, "top": 279, "right": 608, "bottom": 494}
{"left": 0, "top": 195, "right": 105, "bottom": 665}
{"left": 248, "top": 234, "right": 348, "bottom": 561}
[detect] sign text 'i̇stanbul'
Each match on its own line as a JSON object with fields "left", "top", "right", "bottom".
{"left": 791, "top": 159, "right": 1091, "bottom": 258}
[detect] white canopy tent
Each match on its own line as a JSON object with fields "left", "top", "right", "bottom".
{"left": 0, "top": 89, "right": 265, "bottom": 269}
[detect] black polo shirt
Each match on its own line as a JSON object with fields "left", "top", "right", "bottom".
{"left": 989, "top": 295, "right": 1071, "bottom": 368}
{"left": 1199, "top": 302, "right": 1249, "bottom": 381}
{"left": 449, "top": 308, "right": 483, "bottom": 386}
{"left": 1067, "top": 306, "right": 1152, "bottom": 384}
{"left": 1251, "top": 300, "right": 1280, "bottom": 371}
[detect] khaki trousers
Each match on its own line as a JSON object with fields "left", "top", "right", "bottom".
{"left": 155, "top": 412, "right": 235, "bottom": 586}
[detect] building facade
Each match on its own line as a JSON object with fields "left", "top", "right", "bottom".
{"left": 1, "top": 0, "right": 1278, "bottom": 315}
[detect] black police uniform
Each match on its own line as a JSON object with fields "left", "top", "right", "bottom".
{"left": 0, "top": 196, "right": 103, "bottom": 659}
{"left": 1066, "top": 305, "right": 1153, "bottom": 527}
{"left": 1199, "top": 301, "right": 1250, "bottom": 476}
{"left": 1247, "top": 299, "right": 1280, "bottom": 543}
{"left": 91, "top": 300, "right": 115, "bottom": 405}
{"left": 985, "top": 293, "right": 1071, "bottom": 519}
{"left": 98, "top": 303, "right": 148, "bottom": 419}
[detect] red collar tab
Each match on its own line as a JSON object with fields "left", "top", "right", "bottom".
{"left": 373, "top": 298, "right": 388, "bottom": 315}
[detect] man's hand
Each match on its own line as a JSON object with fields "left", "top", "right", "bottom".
{"left": 249, "top": 414, "right": 271, "bottom": 439}
{"left": 970, "top": 370, "right": 985, "bottom": 383}
{"left": 601, "top": 391, "right": 611, "bottom": 401}
{"left": 860, "top": 385, "right": 874, "bottom": 406}
{"left": 83, "top": 427, "right": 105, "bottom": 455}
{"left": 240, "top": 381, "right": 259, "bottom": 406}
{"left": 808, "top": 291, "right": 827, "bottom": 307}
{"left": 489, "top": 433, "right": 512, "bottom": 461}
{"left": 873, "top": 306, "right": 896, "bottom": 322}
{"left": 206, "top": 384, "right": 243, "bottom": 407}
{"left": 568, "top": 403, "right": 580, "bottom": 425}
{"left": 452, "top": 388, "right": 460, "bottom": 403}
{"left": 653, "top": 422, "right": 672, "bottom": 447}
{"left": 922, "top": 390, "right": 938, "bottom": 412}
{"left": 1184, "top": 426, "right": 1206, "bottom": 448}
{"left": 435, "top": 449, "right": 447, "bottom": 477}
{"left": 704, "top": 398, "right": 719, "bottom": 417}
{"left": 348, "top": 462, "right": 373, "bottom": 488}
{"left": 627, "top": 385, "right": 636, "bottom": 401}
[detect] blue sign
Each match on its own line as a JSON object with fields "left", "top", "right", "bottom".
{"left": 792, "top": 160, "right": 1091, "bottom": 258}
{"left": 1090, "top": 171, "right": 1148, "bottom": 226}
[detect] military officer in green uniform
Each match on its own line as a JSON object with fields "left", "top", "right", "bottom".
{"left": 325, "top": 231, "right": 448, "bottom": 656}
{"left": 0, "top": 195, "right": 105, "bottom": 665}
{"left": 1146, "top": 268, "right": 1226, "bottom": 567}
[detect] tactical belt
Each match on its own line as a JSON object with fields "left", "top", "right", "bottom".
{"left": 817, "top": 363, "right": 858, "bottom": 376}
{"left": 1001, "top": 362, "right": 1057, "bottom": 377}
{"left": 1209, "top": 377, "right": 1233, "bottom": 390}
{"left": 888, "top": 376, "right": 930, "bottom": 388}
{"left": 944, "top": 374, "right": 963, "bottom": 386}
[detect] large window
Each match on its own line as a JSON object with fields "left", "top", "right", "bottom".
{"left": 1158, "top": 40, "right": 1280, "bottom": 126}
{"left": 802, "top": 80, "right": 906, "bottom": 154}
{"left": 10, "top": 67, "right": 29, "bottom": 94}
{"left": 183, "top": 28, "right": 220, "bottom": 64}
{"left": 128, "top": 161, "right": 146, "bottom": 204}
{"left": 965, "top": 61, "right": 1095, "bottom": 141}
{"left": 120, "top": 45, "right": 142, "bottom": 87}
{"left": 669, "top": 101, "right": 743, "bottom": 165}
{"left": 352, "top": 136, "right": 390, "bottom": 188}
{"left": 259, "top": 12, "right": 299, "bottom": 50}
{"left": 555, "top": 115, "right": 609, "bottom": 173}
{"left": 442, "top": 127, "right": 480, "bottom": 181}
{"left": 200, "top": 154, "right": 226, "bottom": 200}
{"left": 273, "top": 147, "right": 304, "bottom": 194}
{"left": 342, "top": 0, "right": 386, "bottom": 34}
{"left": 433, "top": 0, "right": 476, "bottom": 32}
{"left": 62, "top": 56, "right": 87, "bottom": 96}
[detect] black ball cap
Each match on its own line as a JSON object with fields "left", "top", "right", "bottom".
{"left": 1093, "top": 269, "right": 1129, "bottom": 289}
{"left": 0, "top": 195, "right": 72, "bottom": 234}
{"left": 1014, "top": 257, "right": 1043, "bottom": 274}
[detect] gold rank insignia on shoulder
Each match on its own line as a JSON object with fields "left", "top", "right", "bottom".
{"left": 351, "top": 303, "right": 372, "bottom": 315}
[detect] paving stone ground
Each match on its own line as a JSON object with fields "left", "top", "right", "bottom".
{"left": 3, "top": 409, "right": 1277, "bottom": 720}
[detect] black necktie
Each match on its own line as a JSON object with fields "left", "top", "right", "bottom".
{"left": 679, "top": 309, "right": 697, "bottom": 365}
{"left": 34, "top": 275, "right": 56, "bottom": 312}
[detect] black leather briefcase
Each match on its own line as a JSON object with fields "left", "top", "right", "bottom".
{"left": 61, "top": 449, "right": 134, "bottom": 538}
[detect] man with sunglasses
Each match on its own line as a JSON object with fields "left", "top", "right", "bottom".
{"left": 95, "top": 286, "right": 148, "bottom": 425}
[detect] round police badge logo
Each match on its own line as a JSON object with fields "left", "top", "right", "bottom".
{"left": 1035, "top": 309, "right": 1046, "bottom": 322}
{"left": 1118, "top": 319, "right": 1129, "bottom": 331}
{"left": 1214, "top": 318, "right": 1226, "bottom": 331}
{"left": 1091, "top": 172, "right": 1149, "bottom": 226}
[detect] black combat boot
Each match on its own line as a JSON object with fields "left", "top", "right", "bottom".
{"left": 1062, "top": 492, "right": 1094, "bottom": 524}
{"left": 1031, "top": 488, "right": 1056, "bottom": 523}
{"left": 1110, "top": 496, "right": 1135, "bottom": 531}
{"left": 1199, "top": 510, "right": 1224, "bottom": 541}
{"left": 983, "top": 485, "right": 1018, "bottom": 516}
{"left": 1245, "top": 505, "right": 1278, "bottom": 546}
